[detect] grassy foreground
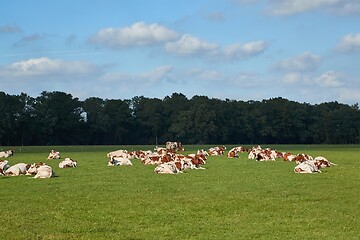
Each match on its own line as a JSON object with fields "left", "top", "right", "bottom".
{"left": 1, "top": 145, "right": 360, "bottom": 240}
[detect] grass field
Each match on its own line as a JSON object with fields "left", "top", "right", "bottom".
{"left": 1, "top": 145, "right": 360, "bottom": 240}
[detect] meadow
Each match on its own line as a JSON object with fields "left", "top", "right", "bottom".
{"left": 1, "top": 144, "right": 360, "bottom": 240}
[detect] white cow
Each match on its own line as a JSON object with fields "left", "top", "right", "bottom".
{"left": 59, "top": 158, "right": 77, "bottom": 168}
{"left": 47, "top": 150, "right": 61, "bottom": 159}
{"left": 154, "top": 162, "right": 182, "bottom": 174}
{"left": 4, "top": 163, "right": 30, "bottom": 176}
{"left": 294, "top": 160, "right": 321, "bottom": 174}
{"left": 108, "top": 156, "right": 133, "bottom": 166}
{"left": 0, "top": 149, "right": 14, "bottom": 158}
{"left": 27, "top": 163, "right": 56, "bottom": 178}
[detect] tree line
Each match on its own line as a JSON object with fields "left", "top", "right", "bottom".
{"left": 1, "top": 91, "right": 359, "bottom": 146}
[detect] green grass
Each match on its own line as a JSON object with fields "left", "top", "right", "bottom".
{"left": 1, "top": 145, "right": 360, "bottom": 239}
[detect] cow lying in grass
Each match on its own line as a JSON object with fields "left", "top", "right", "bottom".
{"left": 59, "top": 158, "right": 77, "bottom": 168}
{"left": 108, "top": 156, "right": 133, "bottom": 166}
{"left": 27, "top": 162, "right": 56, "bottom": 178}
{"left": 0, "top": 149, "right": 14, "bottom": 158}
{"left": 294, "top": 157, "right": 336, "bottom": 174}
{"left": 4, "top": 163, "right": 31, "bottom": 176}
{"left": 294, "top": 160, "right": 321, "bottom": 173}
{"left": 0, "top": 160, "right": 11, "bottom": 175}
{"left": 227, "top": 146, "right": 248, "bottom": 158}
{"left": 154, "top": 162, "right": 182, "bottom": 174}
{"left": 47, "top": 150, "right": 61, "bottom": 159}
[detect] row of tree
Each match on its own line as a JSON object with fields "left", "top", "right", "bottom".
{"left": 1, "top": 91, "right": 359, "bottom": 146}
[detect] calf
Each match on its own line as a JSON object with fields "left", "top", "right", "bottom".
{"left": 59, "top": 158, "right": 77, "bottom": 168}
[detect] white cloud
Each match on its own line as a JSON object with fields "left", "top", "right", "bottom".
{"left": 336, "top": 1, "right": 360, "bottom": 15}
{"left": 101, "top": 65, "right": 174, "bottom": 85}
{"left": 0, "top": 57, "right": 100, "bottom": 78}
{"left": 223, "top": 41, "right": 268, "bottom": 60}
{"left": 89, "top": 22, "right": 179, "bottom": 48}
{"left": 165, "top": 34, "right": 220, "bottom": 57}
{"left": 184, "top": 68, "right": 225, "bottom": 81}
{"left": 282, "top": 72, "right": 302, "bottom": 84}
{"left": 273, "top": 52, "right": 322, "bottom": 72}
{"left": 268, "top": 0, "right": 338, "bottom": 15}
{"left": 314, "top": 71, "right": 344, "bottom": 87}
{"left": 336, "top": 33, "right": 360, "bottom": 52}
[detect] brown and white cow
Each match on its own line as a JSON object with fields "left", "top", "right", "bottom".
{"left": 0, "top": 149, "right": 14, "bottom": 158}
{"left": 208, "top": 146, "right": 226, "bottom": 156}
{"left": 59, "top": 158, "right": 78, "bottom": 168}
{"left": 154, "top": 162, "right": 182, "bottom": 174}
{"left": 313, "top": 156, "right": 337, "bottom": 168}
{"left": 166, "top": 141, "right": 184, "bottom": 151}
{"left": 227, "top": 146, "right": 248, "bottom": 158}
{"left": 294, "top": 160, "right": 321, "bottom": 174}
{"left": 4, "top": 163, "right": 31, "bottom": 176}
{"left": 27, "top": 162, "right": 56, "bottom": 178}
{"left": 47, "top": 150, "right": 61, "bottom": 159}
{"left": 294, "top": 153, "right": 314, "bottom": 164}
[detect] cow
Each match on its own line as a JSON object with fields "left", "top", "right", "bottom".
{"left": 294, "top": 160, "right": 322, "bottom": 174}
{"left": 313, "top": 156, "right": 337, "bottom": 168}
{"left": 4, "top": 163, "right": 31, "bottom": 176}
{"left": 294, "top": 153, "right": 314, "bottom": 164}
{"left": 0, "top": 149, "right": 14, "bottom": 158}
{"left": 0, "top": 160, "right": 11, "bottom": 175}
{"left": 227, "top": 146, "right": 248, "bottom": 158}
{"left": 154, "top": 162, "right": 182, "bottom": 174}
{"left": 248, "top": 147, "right": 274, "bottom": 161}
{"left": 197, "top": 149, "right": 209, "bottom": 156}
{"left": 27, "top": 163, "right": 56, "bottom": 178}
{"left": 282, "top": 152, "right": 296, "bottom": 162}
{"left": 208, "top": 146, "right": 226, "bottom": 156}
{"left": 108, "top": 156, "right": 133, "bottom": 166}
{"left": 182, "top": 153, "right": 207, "bottom": 169}
{"left": 59, "top": 158, "right": 77, "bottom": 168}
{"left": 47, "top": 150, "right": 61, "bottom": 159}
{"left": 166, "top": 141, "right": 184, "bottom": 151}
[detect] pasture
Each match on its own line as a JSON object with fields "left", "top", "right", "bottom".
{"left": 1, "top": 145, "right": 360, "bottom": 240}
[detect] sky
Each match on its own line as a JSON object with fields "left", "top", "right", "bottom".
{"left": 1, "top": 0, "right": 360, "bottom": 104}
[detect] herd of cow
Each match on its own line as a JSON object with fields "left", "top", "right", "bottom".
{"left": 0, "top": 149, "right": 77, "bottom": 178}
{"left": 107, "top": 142, "right": 337, "bottom": 174}
{"left": 0, "top": 141, "right": 337, "bottom": 178}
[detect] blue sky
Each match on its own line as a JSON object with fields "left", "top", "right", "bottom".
{"left": 1, "top": 0, "right": 360, "bottom": 104}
